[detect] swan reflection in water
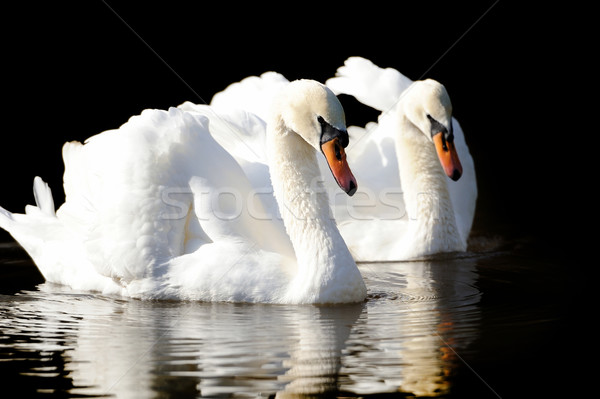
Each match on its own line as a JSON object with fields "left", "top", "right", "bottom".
{"left": 0, "top": 255, "right": 480, "bottom": 398}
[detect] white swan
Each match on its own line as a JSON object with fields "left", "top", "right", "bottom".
{"left": 0, "top": 79, "right": 367, "bottom": 304}
{"left": 325, "top": 57, "right": 477, "bottom": 261}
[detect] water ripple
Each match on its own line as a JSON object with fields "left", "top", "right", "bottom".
{"left": 1, "top": 250, "right": 542, "bottom": 398}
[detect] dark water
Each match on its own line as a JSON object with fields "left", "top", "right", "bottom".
{"left": 0, "top": 237, "right": 577, "bottom": 399}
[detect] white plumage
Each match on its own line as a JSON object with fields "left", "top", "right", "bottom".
{"left": 0, "top": 80, "right": 366, "bottom": 304}
{"left": 325, "top": 57, "right": 477, "bottom": 260}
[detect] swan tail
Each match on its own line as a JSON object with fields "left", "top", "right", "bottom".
{"left": 0, "top": 177, "right": 57, "bottom": 234}
{"left": 32, "top": 176, "right": 56, "bottom": 217}
{"left": 0, "top": 178, "right": 58, "bottom": 273}
{"left": 0, "top": 204, "right": 15, "bottom": 232}
{"left": 0, "top": 178, "right": 112, "bottom": 290}
{"left": 326, "top": 56, "right": 413, "bottom": 113}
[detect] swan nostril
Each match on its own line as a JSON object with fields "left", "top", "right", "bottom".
{"left": 334, "top": 142, "right": 342, "bottom": 161}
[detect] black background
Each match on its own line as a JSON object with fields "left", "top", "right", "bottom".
{"left": 0, "top": 2, "right": 583, "bottom": 251}
{"left": 0, "top": 2, "right": 590, "bottom": 397}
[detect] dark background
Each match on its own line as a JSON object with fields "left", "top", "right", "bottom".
{"left": 0, "top": 2, "right": 581, "bottom": 250}
{"left": 0, "top": 2, "right": 589, "bottom": 398}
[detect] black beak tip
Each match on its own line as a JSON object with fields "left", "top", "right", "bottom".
{"left": 347, "top": 180, "right": 357, "bottom": 196}
{"left": 450, "top": 169, "right": 462, "bottom": 181}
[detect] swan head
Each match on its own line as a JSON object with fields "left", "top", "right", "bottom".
{"left": 274, "top": 79, "right": 357, "bottom": 195}
{"left": 403, "top": 79, "right": 463, "bottom": 181}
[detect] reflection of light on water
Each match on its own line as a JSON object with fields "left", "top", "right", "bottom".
{"left": 345, "top": 257, "right": 481, "bottom": 397}
{"left": 0, "top": 255, "right": 481, "bottom": 398}
{"left": 276, "top": 305, "right": 363, "bottom": 398}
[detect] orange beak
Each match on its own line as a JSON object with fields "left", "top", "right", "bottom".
{"left": 321, "top": 137, "right": 357, "bottom": 196}
{"left": 433, "top": 132, "right": 462, "bottom": 181}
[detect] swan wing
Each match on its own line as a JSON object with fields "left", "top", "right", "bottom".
{"left": 326, "top": 56, "right": 413, "bottom": 112}
{"left": 178, "top": 103, "right": 268, "bottom": 166}
{"left": 209, "top": 71, "right": 290, "bottom": 121}
{"left": 55, "top": 108, "right": 220, "bottom": 283}
{"left": 180, "top": 73, "right": 295, "bottom": 229}
{"left": 176, "top": 104, "right": 285, "bottom": 228}
{"left": 19, "top": 107, "right": 293, "bottom": 288}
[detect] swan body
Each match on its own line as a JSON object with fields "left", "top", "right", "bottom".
{"left": 0, "top": 80, "right": 366, "bottom": 304}
{"left": 325, "top": 57, "right": 477, "bottom": 261}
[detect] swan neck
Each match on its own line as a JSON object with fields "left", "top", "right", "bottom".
{"left": 396, "top": 112, "right": 458, "bottom": 231}
{"left": 266, "top": 119, "right": 362, "bottom": 302}
{"left": 267, "top": 122, "right": 342, "bottom": 253}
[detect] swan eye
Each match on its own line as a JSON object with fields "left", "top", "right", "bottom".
{"left": 318, "top": 115, "right": 349, "bottom": 148}
{"left": 447, "top": 122, "right": 454, "bottom": 143}
{"left": 426, "top": 114, "right": 453, "bottom": 144}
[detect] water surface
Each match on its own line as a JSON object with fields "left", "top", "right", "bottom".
{"left": 0, "top": 239, "right": 572, "bottom": 398}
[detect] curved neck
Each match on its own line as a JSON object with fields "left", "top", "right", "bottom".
{"left": 266, "top": 119, "right": 361, "bottom": 303}
{"left": 396, "top": 111, "right": 461, "bottom": 247}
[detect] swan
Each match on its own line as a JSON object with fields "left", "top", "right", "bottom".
{"left": 0, "top": 79, "right": 367, "bottom": 304}
{"left": 325, "top": 57, "right": 477, "bottom": 261}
